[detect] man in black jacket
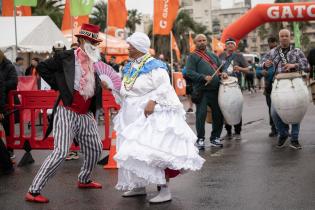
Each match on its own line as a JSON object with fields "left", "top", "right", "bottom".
{"left": 25, "top": 24, "right": 104, "bottom": 203}
{"left": 0, "top": 50, "right": 18, "bottom": 159}
{"left": 0, "top": 72, "right": 14, "bottom": 175}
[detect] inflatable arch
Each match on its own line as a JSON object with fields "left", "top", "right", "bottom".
{"left": 221, "top": 2, "right": 315, "bottom": 43}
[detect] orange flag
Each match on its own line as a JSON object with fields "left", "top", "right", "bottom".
{"left": 2, "top": 0, "right": 31, "bottom": 16}
{"left": 153, "top": 0, "right": 179, "bottom": 35}
{"left": 189, "top": 33, "right": 195, "bottom": 53}
{"left": 61, "top": 0, "right": 89, "bottom": 31}
{"left": 212, "top": 37, "right": 225, "bottom": 56}
{"left": 171, "top": 32, "right": 181, "bottom": 61}
{"left": 108, "top": 0, "right": 127, "bottom": 29}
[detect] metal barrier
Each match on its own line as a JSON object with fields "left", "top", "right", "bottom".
{"left": 6, "top": 90, "right": 120, "bottom": 153}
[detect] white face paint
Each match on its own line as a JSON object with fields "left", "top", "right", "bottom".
{"left": 84, "top": 41, "right": 101, "bottom": 62}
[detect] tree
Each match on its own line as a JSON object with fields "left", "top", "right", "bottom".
{"left": 126, "top": 9, "right": 142, "bottom": 35}
{"left": 32, "top": 0, "right": 64, "bottom": 28}
{"left": 90, "top": 1, "right": 107, "bottom": 32}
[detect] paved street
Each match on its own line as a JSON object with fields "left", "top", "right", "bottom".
{"left": 1, "top": 92, "right": 315, "bottom": 210}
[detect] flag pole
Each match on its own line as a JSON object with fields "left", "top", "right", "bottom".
{"left": 13, "top": 4, "right": 18, "bottom": 58}
{"left": 170, "top": 32, "right": 174, "bottom": 86}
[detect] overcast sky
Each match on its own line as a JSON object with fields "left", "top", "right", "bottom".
{"left": 125, "top": 0, "right": 275, "bottom": 15}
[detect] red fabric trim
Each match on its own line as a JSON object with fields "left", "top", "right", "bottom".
{"left": 194, "top": 50, "right": 218, "bottom": 70}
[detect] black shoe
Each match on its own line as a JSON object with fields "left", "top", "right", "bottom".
{"left": 195, "top": 138, "right": 205, "bottom": 150}
{"left": 289, "top": 141, "right": 302, "bottom": 150}
{"left": 277, "top": 136, "right": 288, "bottom": 148}
{"left": 269, "top": 130, "right": 278, "bottom": 137}
{"left": 224, "top": 133, "right": 233, "bottom": 140}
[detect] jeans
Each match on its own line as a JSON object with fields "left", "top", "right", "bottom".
{"left": 271, "top": 104, "right": 300, "bottom": 141}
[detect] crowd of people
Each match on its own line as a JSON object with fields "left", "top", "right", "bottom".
{"left": 0, "top": 23, "right": 314, "bottom": 205}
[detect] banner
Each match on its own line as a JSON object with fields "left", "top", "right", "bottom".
{"left": 189, "top": 33, "right": 195, "bottom": 53}
{"left": 153, "top": 0, "right": 179, "bottom": 35}
{"left": 172, "top": 72, "right": 186, "bottom": 96}
{"left": 62, "top": 0, "right": 89, "bottom": 31}
{"left": 171, "top": 32, "right": 181, "bottom": 61}
{"left": 212, "top": 37, "right": 225, "bottom": 55}
{"left": 108, "top": 0, "right": 127, "bottom": 29}
{"left": 2, "top": 0, "right": 31, "bottom": 16}
{"left": 14, "top": 0, "right": 37, "bottom": 6}
{"left": 70, "top": 0, "right": 94, "bottom": 16}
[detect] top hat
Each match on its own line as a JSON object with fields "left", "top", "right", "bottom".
{"left": 75, "top": 23, "right": 102, "bottom": 43}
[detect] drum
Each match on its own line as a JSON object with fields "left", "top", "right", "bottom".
{"left": 271, "top": 72, "right": 309, "bottom": 124}
{"left": 218, "top": 76, "right": 243, "bottom": 125}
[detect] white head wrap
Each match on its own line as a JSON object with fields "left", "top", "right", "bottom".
{"left": 126, "top": 32, "right": 151, "bottom": 54}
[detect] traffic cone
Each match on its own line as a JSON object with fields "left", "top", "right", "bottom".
{"left": 104, "top": 131, "right": 117, "bottom": 169}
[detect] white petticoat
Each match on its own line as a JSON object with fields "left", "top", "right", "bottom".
{"left": 114, "top": 94, "right": 205, "bottom": 191}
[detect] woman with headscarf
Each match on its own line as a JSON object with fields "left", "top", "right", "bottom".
{"left": 113, "top": 32, "right": 205, "bottom": 203}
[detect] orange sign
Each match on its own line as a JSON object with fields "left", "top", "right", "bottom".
{"left": 153, "top": 0, "right": 179, "bottom": 35}
{"left": 108, "top": 0, "right": 128, "bottom": 29}
{"left": 61, "top": 0, "right": 89, "bottom": 31}
{"left": 173, "top": 72, "right": 186, "bottom": 96}
{"left": 2, "top": 0, "right": 31, "bottom": 16}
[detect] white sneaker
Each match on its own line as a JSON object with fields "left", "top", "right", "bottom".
{"left": 122, "top": 187, "right": 146, "bottom": 197}
{"left": 149, "top": 185, "right": 172, "bottom": 203}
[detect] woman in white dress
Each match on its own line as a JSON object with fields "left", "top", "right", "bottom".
{"left": 114, "top": 32, "right": 205, "bottom": 203}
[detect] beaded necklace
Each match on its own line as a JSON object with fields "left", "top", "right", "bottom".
{"left": 123, "top": 54, "right": 151, "bottom": 90}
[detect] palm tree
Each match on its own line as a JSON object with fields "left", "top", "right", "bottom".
{"left": 126, "top": 9, "right": 142, "bottom": 35}
{"left": 90, "top": 1, "right": 107, "bottom": 32}
{"left": 32, "top": 0, "right": 64, "bottom": 28}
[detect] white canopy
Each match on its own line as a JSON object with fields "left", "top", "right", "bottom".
{"left": 0, "top": 16, "right": 70, "bottom": 55}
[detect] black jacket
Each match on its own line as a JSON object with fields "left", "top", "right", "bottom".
{"left": 0, "top": 73, "right": 5, "bottom": 114}
{"left": 0, "top": 58, "right": 18, "bottom": 105}
{"left": 37, "top": 49, "right": 102, "bottom": 114}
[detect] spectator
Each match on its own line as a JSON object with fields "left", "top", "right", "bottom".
{"left": 109, "top": 56, "right": 120, "bottom": 73}
{"left": 70, "top": 42, "right": 79, "bottom": 50}
{"left": 14, "top": 56, "right": 25, "bottom": 76}
{"left": 0, "top": 50, "right": 18, "bottom": 159}
{"left": 256, "top": 37, "right": 278, "bottom": 137}
{"left": 0, "top": 72, "right": 14, "bottom": 175}
{"left": 25, "top": 57, "right": 40, "bottom": 76}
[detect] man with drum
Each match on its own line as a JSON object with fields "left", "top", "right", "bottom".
{"left": 220, "top": 38, "right": 250, "bottom": 140}
{"left": 186, "top": 34, "right": 224, "bottom": 149}
{"left": 261, "top": 29, "right": 309, "bottom": 149}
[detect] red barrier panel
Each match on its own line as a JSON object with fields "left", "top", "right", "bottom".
{"left": 6, "top": 90, "right": 120, "bottom": 151}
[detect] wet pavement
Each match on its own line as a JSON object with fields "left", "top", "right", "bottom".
{"left": 1, "top": 91, "right": 315, "bottom": 210}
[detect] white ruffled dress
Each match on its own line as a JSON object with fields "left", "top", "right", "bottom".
{"left": 114, "top": 58, "right": 205, "bottom": 191}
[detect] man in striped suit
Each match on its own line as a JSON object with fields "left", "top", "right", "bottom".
{"left": 25, "top": 24, "right": 104, "bottom": 203}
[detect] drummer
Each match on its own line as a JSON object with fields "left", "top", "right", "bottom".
{"left": 261, "top": 29, "right": 309, "bottom": 149}
{"left": 219, "top": 38, "right": 250, "bottom": 140}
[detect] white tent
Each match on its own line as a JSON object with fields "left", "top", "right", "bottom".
{"left": 0, "top": 16, "right": 70, "bottom": 60}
